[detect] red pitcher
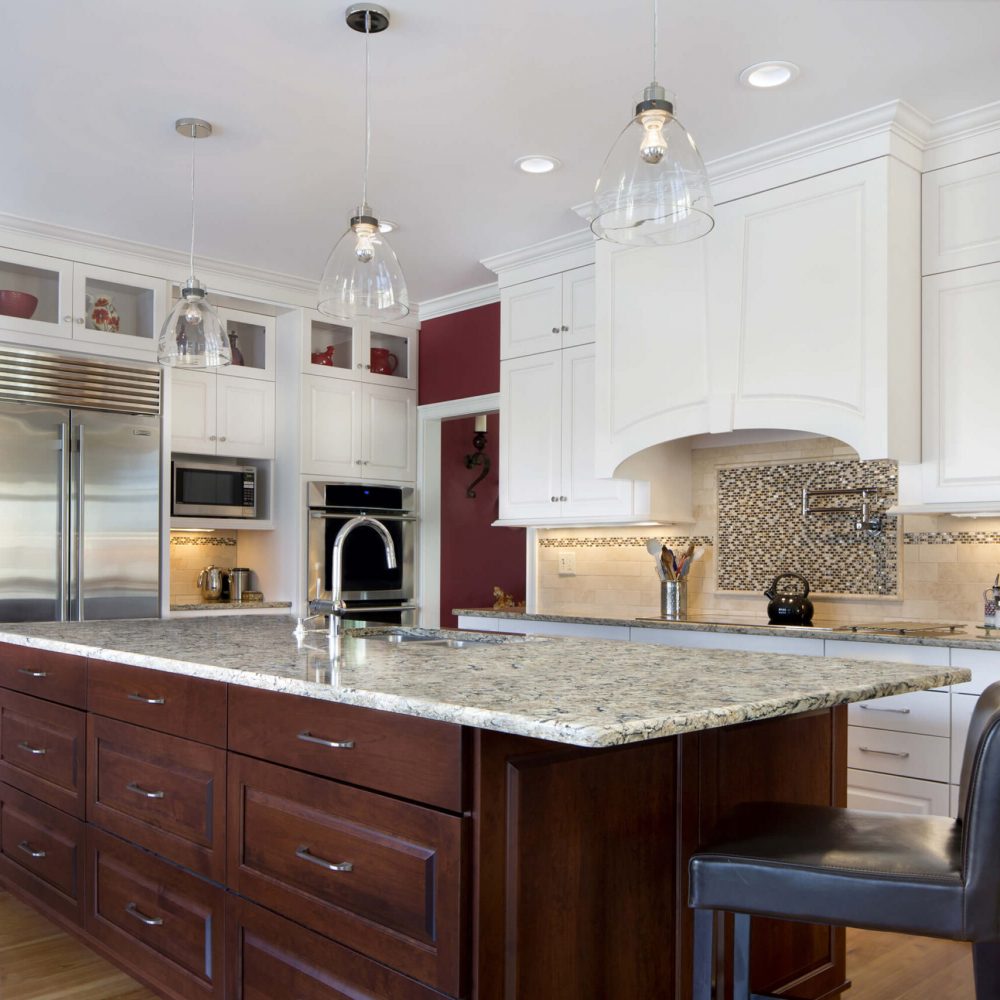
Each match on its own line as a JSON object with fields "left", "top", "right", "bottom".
{"left": 369, "top": 347, "right": 399, "bottom": 375}
{"left": 311, "top": 345, "right": 336, "bottom": 366}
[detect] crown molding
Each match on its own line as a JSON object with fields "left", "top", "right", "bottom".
{"left": 416, "top": 282, "right": 499, "bottom": 321}
{"left": 480, "top": 228, "right": 595, "bottom": 284}
{"left": 0, "top": 211, "right": 320, "bottom": 305}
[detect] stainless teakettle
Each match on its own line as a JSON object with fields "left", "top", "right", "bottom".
{"left": 197, "top": 565, "right": 226, "bottom": 601}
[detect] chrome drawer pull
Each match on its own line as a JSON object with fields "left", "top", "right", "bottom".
{"left": 127, "top": 781, "right": 165, "bottom": 800}
{"left": 17, "top": 841, "right": 46, "bottom": 859}
{"left": 17, "top": 741, "right": 47, "bottom": 756}
{"left": 859, "top": 704, "right": 911, "bottom": 714}
{"left": 858, "top": 746, "right": 910, "bottom": 758}
{"left": 295, "top": 845, "right": 353, "bottom": 873}
{"left": 125, "top": 902, "right": 163, "bottom": 926}
{"left": 17, "top": 668, "right": 47, "bottom": 679}
{"left": 127, "top": 692, "right": 165, "bottom": 705}
{"left": 297, "top": 731, "right": 355, "bottom": 750}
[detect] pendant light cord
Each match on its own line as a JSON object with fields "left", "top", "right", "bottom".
{"left": 188, "top": 125, "right": 197, "bottom": 281}
{"left": 652, "top": 0, "right": 658, "bottom": 83}
{"left": 362, "top": 10, "right": 371, "bottom": 210}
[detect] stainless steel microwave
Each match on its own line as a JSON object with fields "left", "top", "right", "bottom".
{"left": 171, "top": 460, "right": 257, "bottom": 518}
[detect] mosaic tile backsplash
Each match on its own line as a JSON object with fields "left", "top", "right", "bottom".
{"left": 716, "top": 458, "right": 898, "bottom": 596}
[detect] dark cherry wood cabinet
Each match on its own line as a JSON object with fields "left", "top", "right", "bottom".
{"left": 228, "top": 753, "right": 465, "bottom": 996}
{"left": 87, "top": 715, "right": 227, "bottom": 881}
{"left": 0, "top": 642, "right": 87, "bottom": 708}
{"left": 88, "top": 658, "right": 227, "bottom": 747}
{"left": 0, "top": 687, "right": 86, "bottom": 817}
{"left": 228, "top": 683, "right": 466, "bottom": 812}
{"left": 228, "top": 894, "right": 452, "bottom": 1000}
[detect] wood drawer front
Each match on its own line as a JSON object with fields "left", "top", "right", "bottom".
{"left": 0, "top": 642, "right": 87, "bottom": 708}
{"left": 846, "top": 689, "right": 950, "bottom": 737}
{"left": 228, "top": 685, "right": 465, "bottom": 812}
{"left": 847, "top": 725, "right": 950, "bottom": 782}
{"left": 0, "top": 781, "right": 84, "bottom": 924}
{"left": 88, "top": 716, "right": 226, "bottom": 881}
{"left": 88, "top": 658, "right": 227, "bottom": 747}
{"left": 229, "top": 755, "right": 464, "bottom": 996}
{"left": 0, "top": 689, "right": 85, "bottom": 816}
{"left": 229, "top": 896, "right": 451, "bottom": 1000}
{"left": 87, "top": 827, "right": 225, "bottom": 999}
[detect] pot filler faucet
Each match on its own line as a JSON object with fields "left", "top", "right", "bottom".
{"left": 296, "top": 516, "right": 398, "bottom": 642}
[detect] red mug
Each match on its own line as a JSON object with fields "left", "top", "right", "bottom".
{"left": 369, "top": 347, "right": 398, "bottom": 375}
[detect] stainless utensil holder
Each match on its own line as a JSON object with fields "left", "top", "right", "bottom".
{"left": 660, "top": 580, "right": 688, "bottom": 618}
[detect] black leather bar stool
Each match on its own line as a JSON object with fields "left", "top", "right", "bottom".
{"left": 689, "top": 681, "right": 1000, "bottom": 1000}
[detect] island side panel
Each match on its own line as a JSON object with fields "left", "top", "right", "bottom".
{"left": 473, "top": 706, "right": 846, "bottom": 1000}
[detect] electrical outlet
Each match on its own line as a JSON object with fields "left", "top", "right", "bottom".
{"left": 558, "top": 550, "right": 576, "bottom": 576}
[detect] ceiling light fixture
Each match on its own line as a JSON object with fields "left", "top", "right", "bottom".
{"left": 157, "top": 119, "right": 231, "bottom": 368}
{"left": 739, "top": 61, "right": 799, "bottom": 89}
{"left": 318, "top": 3, "right": 408, "bottom": 320}
{"left": 591, "top": 0, "right": 714, "bottom": 246}
{"left": 515, "top": 155, "right": 561, "bottom": 175}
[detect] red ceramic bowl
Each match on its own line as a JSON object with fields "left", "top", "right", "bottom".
{"left": 0, "top": 290, "right": 39, "bottom": 319}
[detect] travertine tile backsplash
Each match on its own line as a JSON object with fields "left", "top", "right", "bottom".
{"left": 536, "top": 436, "right": 1000, "bottom": 625}
{"left": 169, "top": 532, "right": 238, "bottom": 604}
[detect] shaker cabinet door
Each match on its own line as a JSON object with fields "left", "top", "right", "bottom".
{"left": 500, "top": 273, "right": 563, "bottom": 359}
{"left": 169, "top": 370, "right": 217, "bottom": 455}
{"left": 217, "top": 378, "right": 274, "bottom": 459}
{"left": 362, "top": 383, "right": 416, "bottom": 482}
{"left": 301, "top": 374, "right": 362, "bottom": 478}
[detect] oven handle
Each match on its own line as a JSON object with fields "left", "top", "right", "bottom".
{"left": 308, "top": 511, "right": 416, "bottom": 522}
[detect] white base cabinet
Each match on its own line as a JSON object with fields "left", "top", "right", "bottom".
{"left": 301, "top": 374, "right": 415, "bottom": 483}
{"left": 846, "top": 768, "right": 951, "bottom": 816}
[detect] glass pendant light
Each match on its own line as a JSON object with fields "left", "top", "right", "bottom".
{"left": 591, "top": 0, "right": 714, "bottom": 246}
{"left": 157, "top": 118, "right": 231, "bottom": 368}
{"left": 318, "top": 4, "right": 409, "bottom": 320}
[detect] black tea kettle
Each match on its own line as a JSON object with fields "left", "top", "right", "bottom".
{"left": 764, "top": 572, "right": 814, "bottom": 625}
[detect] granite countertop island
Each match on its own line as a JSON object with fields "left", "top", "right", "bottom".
{"left": 0, "top": 616, "right": 969, "bottom": 749}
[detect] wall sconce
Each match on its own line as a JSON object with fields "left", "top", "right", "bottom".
{"left": 465, "top": 414, "right": 491, "bottom": 498}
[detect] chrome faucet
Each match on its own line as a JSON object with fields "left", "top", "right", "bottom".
{"left": 328, "top": 515, "right": 397, "bottom": 635}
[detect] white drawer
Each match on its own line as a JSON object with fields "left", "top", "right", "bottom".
{"left": 847, "top": 768, "right": 950, "bottom": 817}
{"left": 847, "top": 725, "right": 950, "bottom": 782}
{"left": 950, "top": 784, "right": 960, "bottom": 818}
{"left": 948, "top": 647, "right": 1000, "bottom": 695}
{"left": 825, "top": 641, "right": 950, "bottom": 691}
{"left": 847, "top": 689, "right": 949, "bottom": 737}
{"left": 514, "top": 620, "right": 631, "bottom": 640}
{"left": 951, "top": 691, "right": 978, "bottom": 784}
{"left": 458, "top": 616, "right": 500, "bottom": 631}
{"left": 627, "top": 628, "right": 824, "bottom": 656}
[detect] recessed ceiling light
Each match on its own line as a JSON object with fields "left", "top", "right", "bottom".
{"left": 515, "top": 155, "right": 561, "bottom": 174}
{"left": 739, "top": 62, "right": 800, "bottom": 89}
{"left": 378, "top": 219, "right": 398, "bottom": 234}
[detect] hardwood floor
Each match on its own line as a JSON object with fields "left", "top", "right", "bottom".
{"left": 846, "top": 927, "right": 974, "bottom": 1000}
{"left": 0, "top": 886, "right": 977, "bottom": 999}
{"left": 0, "top": 889, "right": 155, "bottom": 1000}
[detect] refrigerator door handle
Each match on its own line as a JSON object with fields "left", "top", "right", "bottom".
{"left": 57, "top": 422, "right": 70, "bottom": 622}
{"left": 75, "top": 423, "right": 84, "bottom": 622}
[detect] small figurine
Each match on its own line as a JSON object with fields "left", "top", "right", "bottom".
{"left": 492, "top": 586, "right": 522, "bottom": 610}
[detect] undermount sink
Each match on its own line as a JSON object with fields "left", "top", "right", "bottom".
{"left": 358, "top": 628, "right": 537, "bottom": 647}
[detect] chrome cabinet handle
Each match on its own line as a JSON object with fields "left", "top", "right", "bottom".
{"left": 551, "top": 496, "right": 558, "bottom": 502}
{"left": 356, "top": 363, "right": 363, "bottom": 369}
{"left": 63, "top": 315, "right": 73, "bottom": 323}
{"left": 17, "top": 741, "right": 47, "bottom": 756}
{"left": 209, "top": 434, "right": 217, "bottom": 441}
{"left": 297, "top": 730, "right": 355, "bottom": 749}
{"left": 127, "top": 781, "right": 165, "bottom": 799}
{"left": 18, "top": 841, "right": 46, "bottom": 859}
{"left": 858, "top": 747, "right": 910, "bottom": 758}
{"left": 551, "top": 327, "right": 559, "bottom": 334}
{"left": 296, "top": 845, "right": 353, "bottom": 873}
{"left": 561, "top": 325, "right": 569, "bottom": 332}
{"left": 219, "top": 435, "right": 226, "bottom": 441}
{"left": 17, "top": 668, "right": 47, "bottom": 678}
{"left": 860, "top": 704, "right": 911, "bottom": 714}
{"left": 559, "top": 495, "right": 568, "bottom": 501}
{"left": 355, "top": 459, "right": 363, "bottom": 465}
{"left": 127, "top": 692, "right": 165, "bottom": 705}
{"left": 365, "top": 364, "right": 371, "bottom": 370}
{"left": 75, "top": 317, "right": 84, "bottom": 325}
{"left": 125, "top": 902, "right": 163, "bottom": 926}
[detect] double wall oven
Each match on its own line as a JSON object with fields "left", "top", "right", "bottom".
{"left": 306, "top": 482, "right": 416, "bottom": 625}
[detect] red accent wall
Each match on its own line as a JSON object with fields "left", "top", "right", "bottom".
{"left": 418, "top": 302, "right": 500, "bottom": 404}
{"left": 438, "top": 413, "right": 525, "bottom": 628}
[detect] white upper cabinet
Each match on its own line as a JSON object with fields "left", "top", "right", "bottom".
{"left": 595, "top": 156, "right": 921, "bottom": 476}
{"left": 0, "top": 247, "right": 166, "bottom": 359}
{"left": 362, "top": 382, "right": 417, "bottom": 482}
{"left": 500, "top": 265, "right": 595, "bottom": 359}
{"left": 923, "top": 152, "right": 1000, "bottom": 275}
{"left": 499, "top": 343, "right": 692, "bottom": 525}
{"left": 921, "top": 262, "right": 1000, "bottom": 502}
{"left": 216, "top": 306, "right": 275, "bottom": 381}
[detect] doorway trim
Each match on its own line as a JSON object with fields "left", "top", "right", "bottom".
{"left": 417, "top": 392, "right": 501, "bottom": 627}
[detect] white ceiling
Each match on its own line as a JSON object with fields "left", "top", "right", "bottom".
{"left": 3, "top": 0, "right": 1000, "bottom": 304}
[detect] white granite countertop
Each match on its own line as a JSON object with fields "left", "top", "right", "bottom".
{"left": 0, "top": 617, "right": 969, "bottom": 749}
{"left": 170, "top": 601, "right": 292, "bottom": 611}
{"left": 456, "top": 608, "right": 1000, "bottom": 650}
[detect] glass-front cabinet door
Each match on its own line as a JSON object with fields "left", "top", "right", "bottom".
{"left": 72, "top": 263, "right": 167, "bottom": 355}
{"left": 0, "top": 246, "right": 74, "bottom": 341}
{"left": 217, "top": 306, "right": 275, "bottom": 380}
{"left": 302, "top": 309, "right": 358, "bottom": 379}
{"left": 364, "top": 321, "right": 417, "bottom": 389}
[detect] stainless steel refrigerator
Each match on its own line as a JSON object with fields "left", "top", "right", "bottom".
{"left": 0, "top": 347, "right": 161, "bottom": 622}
